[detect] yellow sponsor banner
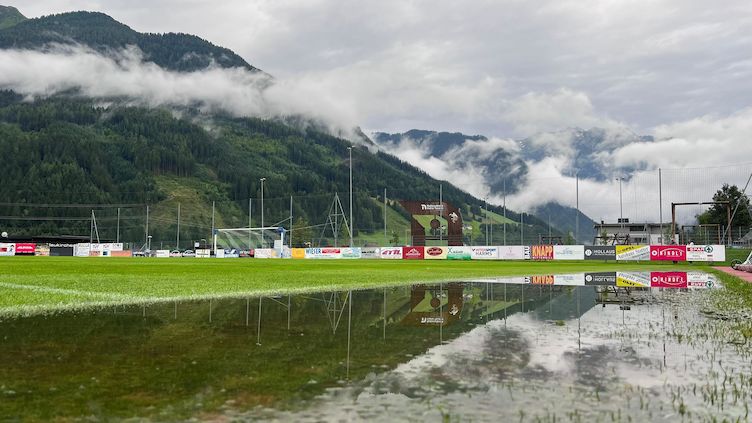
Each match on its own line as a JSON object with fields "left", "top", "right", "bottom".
{"left": 291, "top": 248, "right": 306, "bottom": 259}
{"left": 615, "top": 245, "right": 650, "bottom": 261}
{"left": 616, "top": 271, "right": 650, "bottom": 287}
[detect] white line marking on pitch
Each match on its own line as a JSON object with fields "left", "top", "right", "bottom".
{"left": 0, "top": 282, "right": 129, "bottom": 300}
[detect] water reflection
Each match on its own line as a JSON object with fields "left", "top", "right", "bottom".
{"left": 1, "top": 271, "right": 746, "bottom": 422}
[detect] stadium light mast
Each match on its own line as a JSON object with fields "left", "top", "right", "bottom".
{"left": 260, "top": 177, "right": 266, "bottom": 246}
{"left": 348, "top": 146, "right": 353, "bottom": 247}
{"left": 616, "top": 176, "right": 624, "bottom": 228}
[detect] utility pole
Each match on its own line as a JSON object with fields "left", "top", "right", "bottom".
{"left": 348, "top": 146, "right": 354, "bottom": 247}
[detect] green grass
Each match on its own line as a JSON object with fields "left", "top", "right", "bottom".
{"left": 0, "top": 257, "right": 694, "bottom": 317}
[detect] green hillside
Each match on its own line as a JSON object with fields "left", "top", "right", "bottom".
{"left": 0, "top": 5, "right": 25, "bottom": 29}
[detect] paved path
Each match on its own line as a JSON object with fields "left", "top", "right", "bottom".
{"left": 713, "top": 266, "right": 752, "bottom": 283}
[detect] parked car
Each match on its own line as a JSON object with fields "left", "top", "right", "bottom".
{"left": 181, "top": 250, "right": 195, "bottom": 257}
{"left": 169, "top": 250, "right": 182, "bottom": 257}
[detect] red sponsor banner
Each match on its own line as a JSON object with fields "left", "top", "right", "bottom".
{"left": 530, "top": 245, "right": 554, "bottom": 260}
{"left": 650, "top": 271, "right": 688, "bottom": 288}
{"left": 15, "top": 243, "right": 36, "bottom": 254}
{"left": 649, "top": 246, "right": 686, "bottom": 261}
{"left": 402, "top": 246, "right": 425, "bottom": 260}
{"left": 110, "top": 250, "right": 132, "bottom": 257}
{"left": 321, "top": 248, "right": 341, "bottom": 255}
{"left": 528, "top": 274, "right": 555, "bottom": 285}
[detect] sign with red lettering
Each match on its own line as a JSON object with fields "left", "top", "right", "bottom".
{"left": 530, "top": 245, "right": 554, "bottom": 260}
{"left": 649, "top": 246, "right": 686, "bottom": 261}
{"left": 650, "top": 271, "right": 688, "bottom": 288}
{"left": 527, "top": 274, "right": 555, "bottom": 284}
{"left": 402, "top": 246, "right": 425, "bottom": 260}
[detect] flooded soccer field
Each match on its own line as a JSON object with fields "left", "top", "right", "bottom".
{"left": 1, "top": 271, "right": 751, "bottom": 422}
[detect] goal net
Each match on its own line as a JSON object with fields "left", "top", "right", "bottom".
{"left": 214, "top": 227, "right": 284, "bottom": 252}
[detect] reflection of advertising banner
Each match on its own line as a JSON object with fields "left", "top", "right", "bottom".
{"left": 155, "top": 250, "right": 170, "bottom": 258}
{"left": 424, "top": 246, "right": 447, "bottom": 260}
{"left": 291, "top": 248, "right": 306, "bottom": 259}
{"left": 75, "top": 243, "right": 91, "bottom": 257}
{"left": 341, "top": 248, "right": 362, "bottom": 259}
{"left": 530, "top": 245, "right": 554, "bottom": 260}
{"left": 553, "top": 274, "right": 585, "bottom": 286}
{"left": 15, "top": 243, "right": 36, "bottom": 255}
{"left": 196, "top": 249, "right": 212, "bottom": 258}
{"left": 35, "top": 244, "right": 50, "bottom": 256}
{"left": 585, "top": 272, "right": 617, "bottom": 285}
{"left": 616, "top": 272, "right": 651, "bottom": 287}
{"left": 471, "top": 246, "right": 498, "bottom": 260}
{"left": 526, "top": 274, "right": 554, "bottom": 284}
{"left": 686, "top": 245, "right": 726, "bottom": 262}
{"left": 403, "top": 246, "right": 425, "bottom": 260}
{"left": 361, "top": 247, "right": 380, "bottom": 259}
{"left": 584, "top": 246, "right": 616, "bottom": 260}
{"left": 688, "top": 272, "right": 716, "bottom": 289}
{"left": 305, "top": 248, "right": 342, "bottom": 259}
{"left": 0, "top": 243, "right": 15, "bottom": 256}
{"left": 553, "top": 245, "right": 584, "bottom": 260}
{"left": 446, "top": 246, "right": 471, "bottom": 260}
{"left": 650, "top": 245, "right": 686, "bottom": 261}
{"left": 616, "top": 245, "right": 650, "bottom": 261}
{"left": 498, "top": 246, "right": 525, "bottom": 260}
{"left": 650, "top": 271, "right": 688, "bottom": 288}
{"left": 380, "top": 247, "right": 403, "bottom": 259}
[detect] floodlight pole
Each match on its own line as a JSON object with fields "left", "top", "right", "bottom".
{"left": 439, "top": 183, "right": 443, "bottom": 242}
{"left": 616, "top": 177, "right": 624, "bottom": 228}
{"left": 211, "top": 201, "right": 215, "bottom": 248}
{"left": 384, "top": 188, "right": 387, "bottom": 246}
{"left": 176, "top": 202, "right": 181, "bottom": 249}
{"left": 260, "top": 178, "right": 266, "bottom": 246}
{"left": 348, "top": 146, "right": 353, "bottom": 247}
{"left": 116, "top": 207, "right": 120, "bottom": 244}
{"left": 503, "top": 178, "right": 507, "bottom": 245}
{"left": 575, "top": 173, "right": 580, "bottom": 243}
{"left": 658, "top": 168, "right": 663, "bottom": 244}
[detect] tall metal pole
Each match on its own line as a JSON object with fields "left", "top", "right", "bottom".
{"left": 210, "top": 201, "right": 215, "bottom": 248}
{"left": 503, "top": 178, "right": 507, "bottom": 245}
{"left": 145, "top": 205, "right": 149, "bottom": 249}
{"left": 176, "top": 203, "right": 181, "bottom": 249}
{"left": 116, "top": 207, "right": 120, "bottom": 244}
{"left": 289, "top": 195, "right": 293, "bottom": 248}
{"left": 484, "top": 199, "right": 488, "bottom": 246}
{"left": 658, "top": 169, "right": 663, "bottom": 244}
{"left": 439, "top": 183, "right": 443, "bottom": 242}
{"left": 575, "top": 173, "right": 580, "bottom": 243}
{"left": 384, "top": 188, "right": 387, "bottom": 245}
{"left": 617, "top": 177, "right": 624, "bottom": 227}
{"left": 260, "top": 178, "right": 266, "bottom": 246}
{"left": 248, "top": 197, "right": 252, "bottom": 250}
{"left": 348, "top": 146, "right": 353, "bottom": 247}
{"left": 520, "top": 212, "right": 524, "bottom": 244}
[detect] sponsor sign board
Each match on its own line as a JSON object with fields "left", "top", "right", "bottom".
{"left": 553, "top": 245, "right": 584, "bottom": 260}
{"left": 585, "top": 272, "right": 617, "bottom": 286}
{"left": 530, "top": 245, "right": 554, "bottom": 260}
{"left": 650, "top": 245, "right": 686, "bottom": 261}
{"left": 380, "top": 247, "right": 403, "bottom": 259}
{"left": 424, "top": 246, "right": 447, "bottom": 260}
{"left": 616, "top": 271, "right": 651, "bottom": 287}
{"left": 155, "top": 250, "right": 170, "bottom": 258}
{"left": 195, "top": 248, "right": 212, "bottom": 258}
{"left": 291, "top": 248, "right": 306, "bottom": 259}
{"left": 215, "top": 249, "right": 226, "bottom": 258}
{"left": 687, "top": 271, "right": 715, "bottom": 289}
{"left": 50, "top": 246, "right": 74, "bottom": 256}
{"left": 361, "top": 247, "right": 380, "bottom": 259}
{"left": 110, "top": 250, "right": 132, "bottom": 257}
{"left": 253, "top": 248, "right": 275, "bottom": 259}
{"left": 447, "top": 246, "right": 471, "bottom": 260}
{"left": 650, "top": 271, "right": 688, "bottom": 288}
{"left": 14, "top": 243, "right": 36, "bottom": 255}
{"left": 526, "top": 274, "right": 555, "bottom": 284}
{"left": 35, "top": 244, "right": 50, "bottom": 256}
{"left": 686, "top": 245, "right": 726, "bottom": 262}
{"left": 553, "top": 273, "right": 586, "bottom": 286}
{"left": 498, "top": 246, "right": 525, "bottom": 260}
{"left": 0, "top": 243, "right": 15, "bottom": 256}
{"left": 403, "top": 246, "right": 425, "bottom": 260}
{"left": 305, "top": 248, "right": 342, "bottom": 259}
{"left": 616, "top": 245, "right": 650, "bottom": 261}
{"left": 584, "top": 246, "right": 616, "bottom": 260}
{"left": 471, "top": 246, "right": 498, "bottom": 260}
{"left": 75, "top": 243, "right": 91, "bottom": 257}
{"left": 341, "top": 248, "right": 362, "bottom": 259}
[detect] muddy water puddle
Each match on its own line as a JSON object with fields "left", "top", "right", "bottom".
{"left": 1, "top": 271, "right": 751, "bottom": 422}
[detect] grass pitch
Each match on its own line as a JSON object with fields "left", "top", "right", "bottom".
{"left": 0, "top": 256, "right": 699, "bottom": 316}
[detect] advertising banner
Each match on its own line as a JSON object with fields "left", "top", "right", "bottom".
{"left": 361, "top": 247, "right": 380, "bottom": 259}
{"left": 196, "top": 249, "right": 212, "bottom": 258}
{"left": 0, "top": 243, "right": 15, "bottom": 256}
{"left": 424, "top": 246, "right": 448, "bottom": 260}
{"left": 650, "top": 245, "right": 686, "bottom": 261}
{"left": 403, "top": 246, "right": 425, "bottom": 260}
{"left": 380, "top": 247, "right": 403, "bottom": 259}
{"left": 253, "top": 248, "right": 275, "bottom": 259}
{"left": 530, "top": 245, "right": 554, "bottom": 260}
{"left": 447, "top": 246, "right": 471, "bottom": 260}
{"left": 50, "top": 246, "right": 74, "bottom": 256}
{"left": 14, "top": 243, "right": 36, "bottom": 255}
{"left": 35, "top": 244, "right": 50, "bottom": 256}
{"left": 584, "top": 246, "right": 616, "bottom": 260}
{"left": 526, "top": 274, "right": 555, "bottom": 284}
{"left": 471, "top": 246, "right": 499, "bottom": 260}
{"left": 291, "top": 248, "right": 306, "bottom": 259}
{"left": 686, "top": 245, "right": 726, "bottom": 262}
{"left": 155, "top": 250, "right": 170, "bottom": 258}
{"left": 585, "top": 272, "right": 617, "bottom": 285}
{"left": 341, "top": 248, "right": 362, "bottom": 259}
{"left": 616, "top": 245, "right": 650, "bottom": 261}
{"left": 650, "top": 271, "right": 688, "bottom": 288}
{"left": 110, "top": 250, "right": 132, "bottom": 257}
{"left": 553, "top": 273, "right": 586, "bottom": 286}
{"left": 215, "top": 249, "right": 226, "bottom": 258}
{"left": 688, "top": 272, "right": 716, "bottom": 289}
{"left": 498, "top": 246, "right": 526, "bottom": 260}
{"left": 616, "top": 271, "right": 651, "bottom": 287}
{"left": 305, "top": 248, "right": 342, "bottom": 259}
{"left": 75, "top": 243, "right": 91, "bottom": 257}
{"left": 553, "top": 245, "right": 585, "bottom": 260}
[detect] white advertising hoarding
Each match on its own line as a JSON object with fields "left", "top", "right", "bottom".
{"left": 553, "top": 245, "right": 585, "bottom": 260}
{"left": 498, "top": 246, "right": 526, "bottom": 260}
{"left": 471, "top": 246, "right": 499, "bottom": 260}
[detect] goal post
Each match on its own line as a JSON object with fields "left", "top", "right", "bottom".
{"left": 213, "top": 226, "right": 285, "bottom": 253}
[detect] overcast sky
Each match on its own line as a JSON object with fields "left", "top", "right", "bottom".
{"left": 6, "top": 0, "right": 752, "bottom": 138}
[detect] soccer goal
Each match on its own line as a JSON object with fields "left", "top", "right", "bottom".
{"left": 214, "top": 226, "right": 285, "bottom": 252}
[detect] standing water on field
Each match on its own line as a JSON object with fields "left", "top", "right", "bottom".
{"left": 1, "top": 271, "right": 751, "bottom": 422}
